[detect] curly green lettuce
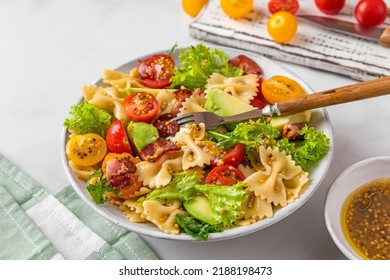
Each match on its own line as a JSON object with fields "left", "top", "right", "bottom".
{"left": 209, "top": 120, "right": 330, "bottom": 171}
{"left": 86, "top": 169, "right": 119, "bottom": 204}
{"left": 64, "top": 101, "right": 111, "bottom": 136}
{"left": 276, "top": 125, "right": 331, "bottom": 171}
{"left": 140, "top": 172, "right": 248, "bottom": 236}
{"left": 170, "top": 43, "right": 243, "bottom": 90}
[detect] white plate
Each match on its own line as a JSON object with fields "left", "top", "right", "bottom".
{"left": 61, "top": 46, "right": 334, "bottom": 241}
{"left": 324, "top": 156, "right": 390, "bottom": 259}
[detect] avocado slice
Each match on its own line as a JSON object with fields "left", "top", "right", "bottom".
{"left": 127, "top": 122, "right": 159, "bottom": 154}
{"left": 205, "top": 88, "right": 255, "bottom": 117}
{"left": 183, "top": 195, "right": 215, "bottom": 225}
{"left": 270, "top": 110, "right": 312, "bottom": 131}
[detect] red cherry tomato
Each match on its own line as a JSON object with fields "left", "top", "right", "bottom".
{"left": 250, "top": 97, "right": 267, "bottom": 109}
{"left": 315, "top": 0, "right": 345, "bottom": 15}
{"left": 211, "top": 143, "right": 245, "bottom": 169}
{"left": 124, "top": 92, "right": 159, "bottom": 122}
{"left": 228, "top": 54, "right": 262, "bottom": 75}
{"left": 106, "top": 120, "right": 132, "bottom": 154}
{"left": 354, "top": 0, "right": 388, "bottom": 27}
{"left": 137, "top": 54, "right": 175, "bottom": 89}
{"left": 250, "top": 76, "right": 267, "bottom": 109}
{"left": 205, "top": 164, "right": 246, "bottom": 186}
{"left": 268, "top": 0, "right": 299, "bottom": 14}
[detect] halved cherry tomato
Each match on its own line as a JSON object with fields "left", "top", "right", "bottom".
{"left": 106, "top": 120, "right": 132, "bottom": 154}
{"left": 354, "top": 0, "right": 388, "bottom": 27}
{"left": 261, "top": 75, "right": 305, "bottom": 104}
{"left": 211, "top": 143, "right": 245, "bottom": 169}
{"left": 268, "top": 0, "right": 299, "bottom": 14}
{"left": 137, "top": 54, "right": 175, "bottom": 89}
{"left": 251, "top": 76, "right": 267, "bottom": 109}
{"left": 66, "top": 133, "right": 107, "bottom": 167}
{"left": 228, "top": 54, "right": 262, "bottom": 75}
{"left": 205, "top": 164, "right": 246, "bottom": 186}
{"left": 220, "top": 0, "right": 253, "bottom": 19}
{"left": 182, "top": 0, "right": 208, "bottom": 17}
{"left": 102, "top": 153, "right": 142, "bottom": 198}
{"left": 267, "top": 11, "right": 297, "bottom": 43}
{"left": 315, "top": 0, "right": 345, "bottom": 15}
{"left": 124, "top": 92, "right": 159, "bottom": 122}
{"left": 250, "top": 97, "right": 267, "bottom": 109}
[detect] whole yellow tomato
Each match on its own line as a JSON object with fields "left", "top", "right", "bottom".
{"left": 220, "top": 0, "right": 253, "bottom": 19}
{"left": 267, "top": 11, "right": 297, "bottom": 43}
{"left": 182, "top": 0, "right": 208, "bottom": 17}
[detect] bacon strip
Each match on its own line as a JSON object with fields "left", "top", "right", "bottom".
{"left": 140, "top": 137, "right": 181, "bottom": 162}
{"left": 105, "top": 156, "right": 138, "bottom": 190}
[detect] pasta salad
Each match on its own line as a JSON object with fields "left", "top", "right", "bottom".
{"left": 64, "top": 43, "right": 330, "bottom": 240}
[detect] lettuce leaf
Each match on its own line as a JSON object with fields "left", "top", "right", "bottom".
{"left": 170, "top": 43, "right": 243, "bottom": 90}
{"left": 195, "top": 183, "right": 248, "bottom": 227}
{"left": 86, "top": 169, "right": 119, "bottom": 204}
{"left": 175, "top": 215, "right": 222, "bottom": 240}
{"left": 208, "top": 119, "right": 280, "bottom": 162}
{"left": 140, "top": 172, "right": 198, "bottom": 204}
{"left": 209, "top": 120, "right": 330, "bottom": 171}
{"left": 64, "top": 101, "right": 111, "bottom": 136}
{"left": 276, "top": 125, "right": 331, "bottom": 171}
{"left": 141, "top": 172, "right": 248, "bottom": 228}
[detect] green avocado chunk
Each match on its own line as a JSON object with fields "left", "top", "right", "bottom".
{"left": 183, "top": 195, "right": 215, "bottom": 225}
{"left": 127, "top": 122, "right": 159, "bottom": 154}
{"left": 270, "top": 110, "right": 312, "bottom": 131}
{"left": 205, "top": 88, "right": 255, "bottom": 117}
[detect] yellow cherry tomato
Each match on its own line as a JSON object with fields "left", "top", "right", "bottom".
{"left": 261, "top": 75, "right": 305, "bottom": 104}
{"left": 220, "top": 0, "right": 253, "bottom": 19}
{"left": 182, "top": 0, "right": 208, "bottom": 17}
{"left": 267, "top": 11, "right": 297, "bottom": 43}
{"left": 66, "top": 133, "right": 107, "bottom": 167}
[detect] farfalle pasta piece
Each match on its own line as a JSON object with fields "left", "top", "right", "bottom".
{"left": 68, "top": 160, "right": 97, "bottom": 181}
{"left": 136, "top": 154, "right": 183, "bottom": 188}
{"left": 178, "top": 93, "right": 207, "bottom": 115}
{"left": 205, "top": 73, "right": 258, "bottom": 104}
{"left": 155, "top": 89, "right": 175, "bottom": 117}
{"left": 244, "top": 146, "right": 309, "bottom": 207}
{"left": 242, "top": 192, "right": 273, "bottom": 221}
{"left": 103, "top": 69, "right": 145, "bottom": 92}
{"left": 119, "top": 198, "right": 148, "bottom": 223}
{"left": 237, "top": 164, "right": 257, "bottom": 178}
{"left": 171, "top": 124, "right": 219, "bottom": 170}
{"left": 142, "top": 199, "right": 188, "bottom": 234}
{"left": 82, "top": 84, "right": 128, "bottom": 121}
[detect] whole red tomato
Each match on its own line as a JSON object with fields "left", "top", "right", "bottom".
{"left": 354, "top": 0, "right": 388, "bottom": 27}
{"left": 315, "top": 0, "right": 345, "bottom": 14}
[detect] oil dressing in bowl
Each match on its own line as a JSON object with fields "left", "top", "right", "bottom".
{"left": 341, "top": 178, "right": 390, "bottom": 260}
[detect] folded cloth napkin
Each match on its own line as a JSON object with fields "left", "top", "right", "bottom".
{"left": 0, "top": 154, "right": 158, "bottom": 260}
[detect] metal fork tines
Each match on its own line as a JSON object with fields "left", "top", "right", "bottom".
{"left": 171, "top": 105, "right": 280, "bottom": 130}
{"left": 173, "top": 111, "right": 224, "bottom": 130}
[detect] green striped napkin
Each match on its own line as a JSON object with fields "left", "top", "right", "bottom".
{"left": 0, "top": 154, "right": 158, "bottom": 260}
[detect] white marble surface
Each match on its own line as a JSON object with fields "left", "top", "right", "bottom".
{"left": 1, "top": 0, "right": 389, "bottom": 260}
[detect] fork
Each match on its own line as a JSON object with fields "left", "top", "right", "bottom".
{"left": 171, "top": 76, "right": 390, "bottom": 129}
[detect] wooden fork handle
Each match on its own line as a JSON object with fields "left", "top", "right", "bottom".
{"left": 278, "top": 76, "right": 390, "bottom": 115}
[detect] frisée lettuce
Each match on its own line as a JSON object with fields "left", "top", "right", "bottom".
{"left": 170, "top": 43, "right": 243, "bottom": 90}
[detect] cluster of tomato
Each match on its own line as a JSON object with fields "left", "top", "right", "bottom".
{"left": 315, "top": 0, "right": 388, "bottom": 27}
{"left": 182, "top": 0, "right": 388, "bottom": 44}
